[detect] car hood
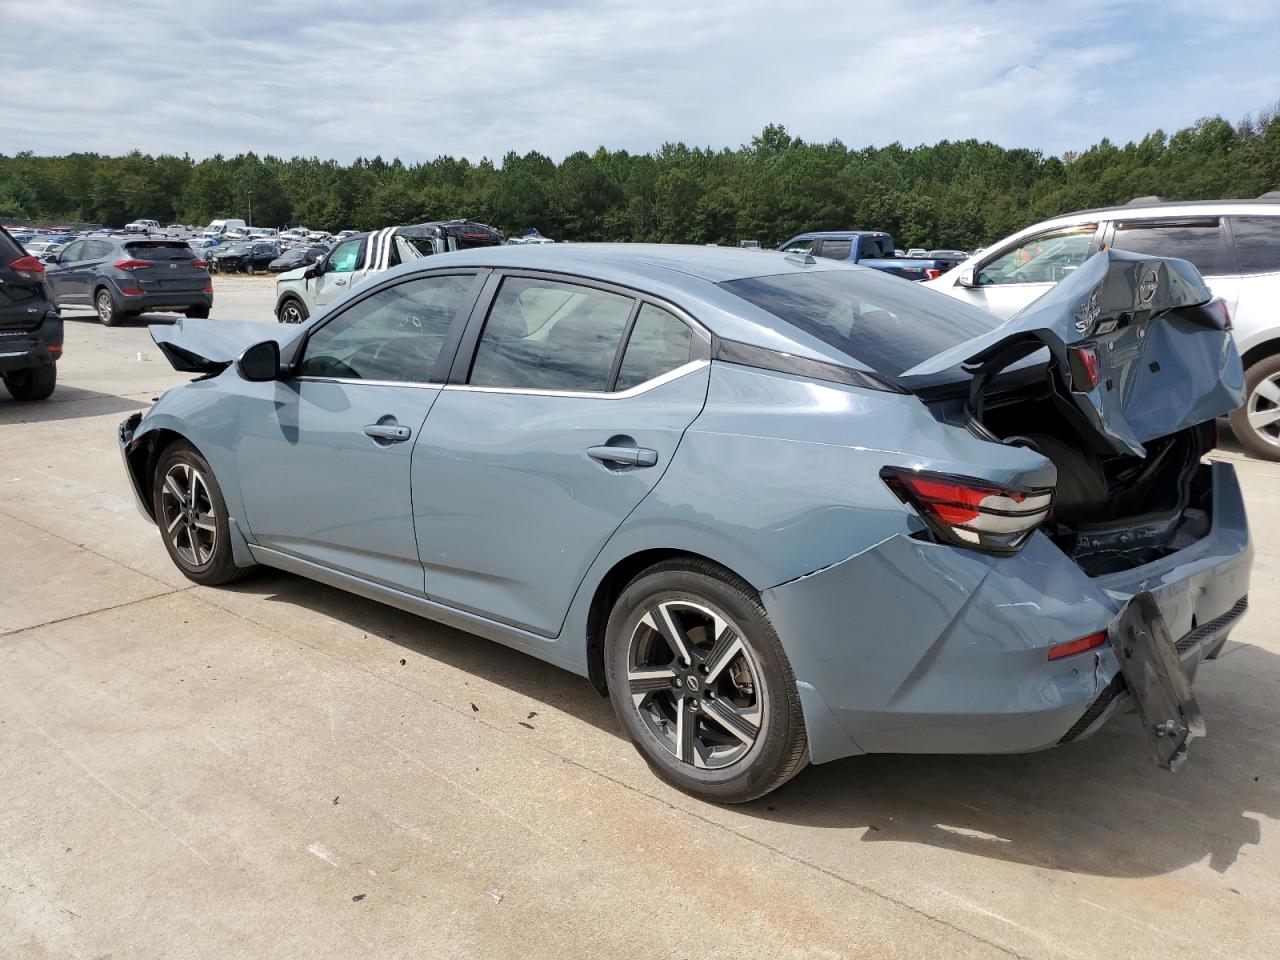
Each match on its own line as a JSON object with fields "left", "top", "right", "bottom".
{"left": 150, "top": 318, "right": 295, "bottom": 374}
{"left": 900, "top": 249, "right": 1244, "bottom": 456}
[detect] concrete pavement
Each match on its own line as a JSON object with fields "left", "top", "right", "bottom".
{"left": 2, "top": 276, "right": 1278, "bottom": 959}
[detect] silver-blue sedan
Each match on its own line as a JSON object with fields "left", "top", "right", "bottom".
{"left": 120, "top": 244, "right": 1251, "bottom": 802}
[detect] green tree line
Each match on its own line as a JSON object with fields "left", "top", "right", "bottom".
{"left": 3, "top": 107, "right": 1279, "bottom": 249}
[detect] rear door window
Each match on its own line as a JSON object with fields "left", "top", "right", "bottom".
{"left": 720, "top": 268, "right": 999, "bottom": 378}
{"left": 815, "top": 239, "right": 852, "bottom": 261}
{"left": 469, "top": 276, "right": 634, "bottom": 392}
{"left": 1110, "top": 219, "right": 1231, "bottom": 276}
{"left": 615, "top": 304, "right": 695, "bottom": 391}
{"left": 1230, "top": 216, "right": 1280, "bottom": 274}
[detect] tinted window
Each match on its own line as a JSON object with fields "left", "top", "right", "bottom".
{"left": 469, "top": 277, "right": 633, "bottom": 391}
{"left": 616, "top": 304, "right": 695, "bottom": 391}
{"left": 1111, "top": 220, "right": 1228, "bottom": 276}
{"left": 781, "top": 239, "right": 813, "bottom": 255}
{"left": 816, "top": 239, "right": 852, "bottom": 261}
{"left": 298, "top": 274, "right": 475, "bottom": 383}
{"left": 720, "top": 268, "right": 998, "bottom": 378}
{"left": 1231, "top": 216, "right": 1280, "bottom": 274}
{"left": 327, "top": 238, "right": 362, "bottom": 273}
{"left": 125, "top": 241, "right": 196, "bottom": 261}
{"left": 979, "top": 226, "right": 1096, "bottom": 284}
{"left": 857, "top": 236, "right": 890, "bottom": 259}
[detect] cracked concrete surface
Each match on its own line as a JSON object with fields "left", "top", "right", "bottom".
{"left": 2, "top": 278, "right": 1278, "bottom": 959}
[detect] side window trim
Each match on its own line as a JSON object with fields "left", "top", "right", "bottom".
{"left": 445, "top": 268, "right": 711, "bottom": 392}
{"left": 289, "top": 269, "right": 487, "bottom": 384}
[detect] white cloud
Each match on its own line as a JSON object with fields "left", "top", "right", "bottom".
{"left": 2, "top": 0, "right": 1277, "bottom": 162}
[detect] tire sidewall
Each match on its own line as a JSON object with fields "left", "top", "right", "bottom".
{"left": 605, "top": 566, "right": 801, "bottom": 802}
{"left": 279, "top": 298, "right": 308, "bottom": 324}
{"left": 95, "top": 288, "right": 117, "bottom": 326}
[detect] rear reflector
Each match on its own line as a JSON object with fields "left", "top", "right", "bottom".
{"left": 48, "top": 343, "right": 62, "bottom": 355}
{"left": 8, "top": 255, "right": 45, "bottom": 278}
{"left": 113, "top": 259, "right": 154, "bottom": 270}
{"left": 882, "top": 467, "right": 1053, "bottom": 554}
{"left": 1068, "top": 346, "right": 1101, "bottom": 391}
{"left": 1047, "top": 630, "right": 1107, "bottom": 661}
{"left": 120, "top": 287, "right": 144, "bottom": 296}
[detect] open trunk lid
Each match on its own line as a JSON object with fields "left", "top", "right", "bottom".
{"left": 151, "top": 318, "right": 289, "bottom": 374}
{"left": 899, "top": 249, "right": 1244, "bottom": 456}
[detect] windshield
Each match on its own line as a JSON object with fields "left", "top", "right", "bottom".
{"left": 719, "top": 268, "right": 1000, "bottom": 378}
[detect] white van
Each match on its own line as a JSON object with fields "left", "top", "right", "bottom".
{"left": 202, "top": 218, "right": 249, "bottom": 239}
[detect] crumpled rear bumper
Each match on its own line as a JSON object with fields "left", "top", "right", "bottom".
{"left": 761, "top": 460, "right": 1252, "bottom": 764}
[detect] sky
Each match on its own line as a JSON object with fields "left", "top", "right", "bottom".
{"left": 3, "top": 0, "right": 1279, "bottom": 164}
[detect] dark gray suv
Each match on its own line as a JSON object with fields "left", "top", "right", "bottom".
{"left": 43, "top": 236, "right": 213, "bottom": 326}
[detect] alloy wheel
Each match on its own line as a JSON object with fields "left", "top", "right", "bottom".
{"left": 159, "top": 462, "right": 219, "bottom": 566}
{"left": 96, "top": 290, "right": 114, "bottom": 324}
{"left": 280, "top": 302, "right": 304, "bottom": 324}
{"left": 1246, "top": 372, "right": 1280, "bottom": 449}
{"left": 627, "top": 599, "right": 765, "bottom": 769}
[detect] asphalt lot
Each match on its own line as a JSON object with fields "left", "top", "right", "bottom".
{"left": 2, "top": 275, "right": 1278, "bottom": 959}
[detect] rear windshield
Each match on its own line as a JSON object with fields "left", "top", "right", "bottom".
{"left": 719, "top": 268, "right": 1000, "bottom": 377}
{"left": 125, "top": 241, "right": 196, "bottom": 261}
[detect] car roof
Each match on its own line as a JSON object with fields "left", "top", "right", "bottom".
{"left": 382, "top": 242, "right": 911, "bottom": 368}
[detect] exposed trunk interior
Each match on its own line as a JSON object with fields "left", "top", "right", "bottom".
{"left": 928, "top": 373, "right": 1217, "bottom": 576}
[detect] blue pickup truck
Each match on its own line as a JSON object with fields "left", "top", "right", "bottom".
{"left": 778, "top": 231, "right": 960, "bottom": 280}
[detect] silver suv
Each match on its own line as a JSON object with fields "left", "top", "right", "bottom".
{"left": 927, "top": 196, "right": 1280, "bottom": 459}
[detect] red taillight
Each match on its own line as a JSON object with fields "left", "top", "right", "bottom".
{"left": 47, "top": 343, "right": 62, "bottom": 355}
{"left": 191, "top": 260, "right": 207, "bottom": 269}
{"left": 1204, "top": 296, "right": 1232, "bottom": 330}
{"left": 120, "top": 287, "right": 144, "bottom": 296}
{"left": 9, "top": 255, "right": 45, "bottom": 278}
{"left": 113, "top": 259, "right": 154, "bottom": 270}
{"left": 1069, "top": 346, "right": 1101, "bottom": 391}
{"left": 882, "top": 468, "right": 1053, "bottom": 553}
{"left": 202, "top": 286, "right": 214, "bottom": 294}
{"left": 1047, "top": 630, "right": 1107, "bottom": 661}
{"left": 923, "top": 268, "right": 942, "bottom": 280}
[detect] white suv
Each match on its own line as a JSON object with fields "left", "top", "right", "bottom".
{"left": 927, "top": 196, "right": 1280, "bottom": 459}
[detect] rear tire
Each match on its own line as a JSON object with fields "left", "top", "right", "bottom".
{"left": 277, "top": 297, "right": 309, "bottom": 324}
{"left": 3, "top": 363, "right": 56, "bottom": 401}
{"left": 95, "top": 288, "right": 118, "bottom": 326}
{"left": 604, "top": 558, "right": 808, "bottom": 803}
{"left": 1229, "top": 354, "right": 1280, "bottom": 461}
{"left": 151, "top": 440, "right": 253, "bottom": 586}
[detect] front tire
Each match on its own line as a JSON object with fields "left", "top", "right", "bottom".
{"left": 1230, "top": 355, "right": 1280, "bottom": 461}
{"left": 151, "top": 441, "right": 253, "bottom": 586}
{"left": 3, "top": 363, "right": 56, "bottom": 401}
{"left": 95, "top": 288, "right": 118, "bottom": 326}
{"left": 277, "top": 297, "right": 309, "bottom": 324}
{"left": 605, "top": 559, "right": 808, "bottom": 803}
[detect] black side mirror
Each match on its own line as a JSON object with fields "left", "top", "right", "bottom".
{"left": 305, "top": 261, "right": 324, "bottom": 279}
{"left": 236, "top": 340, "right": 281, "bottom": 382}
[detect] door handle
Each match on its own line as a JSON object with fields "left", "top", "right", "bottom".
{"left": 587, "top": 444, "right": 658, "bottom": 468}
{"left": 363, "top": 423, "right": 411, "bottom": 443}
{"left": 335, "top": 278, "right": 347, "bottom": 286}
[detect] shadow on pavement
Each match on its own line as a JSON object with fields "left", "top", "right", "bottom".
{"left": 222, "top": 566, "right": 1278, "bottom": 881}
{"left": 0, "top": 383, "right": 150, "bottom": 422}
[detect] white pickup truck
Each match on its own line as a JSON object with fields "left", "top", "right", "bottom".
{"left": 274, "top": 220, "right": 504, "bottom": 324}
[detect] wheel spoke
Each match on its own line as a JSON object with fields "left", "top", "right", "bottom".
{"left": 192, "top": 513, "right": 217, "bottom": 532}
{"left": 647, "top": 604, "right": 693, "bottom": 665}
{"left": 185, "top": 527, "right": 199, "bottom": 562}
{"left": 164, "top": 473, "right": 186, "bottom": 504}
{"left": 703, "top": 627, "right": 744, "bottom": 684}
{"left": 165, "top": 511, "right": 183, "bottom": 534}
{"left": 1248, "top": 406, "right": 1280, "bottom": 429}
{"left": 676, "top": 697, "right": 696, "bottom": 762}
{"left": 1255, "top": 377, "right": 1280, "bottom": 405}
{"left": 629, "top": 665, "right": 680, "bottom": 701}
{"left": 702, "top": 698, "right": 759, "bottom": 746}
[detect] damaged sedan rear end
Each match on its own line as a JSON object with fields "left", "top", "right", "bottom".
{"left": 119, "top": 243, "right": 1250, "bottom": 802}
